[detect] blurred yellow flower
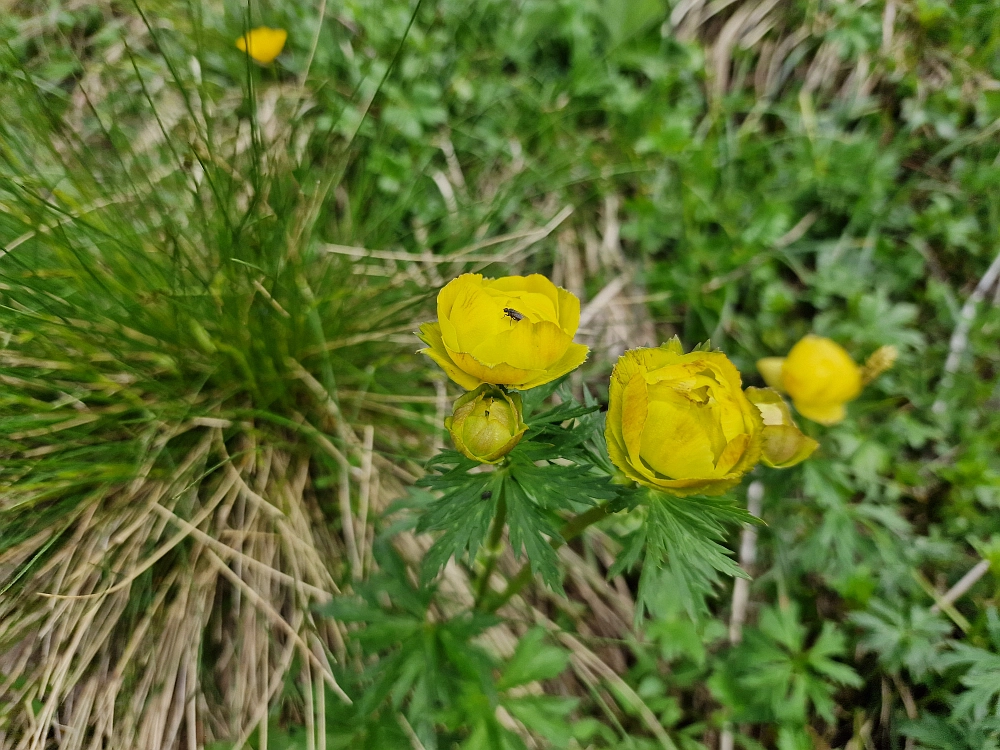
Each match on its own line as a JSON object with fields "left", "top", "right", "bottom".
{"left": 446, "top": 385, "right": 527, "bottom": 464}
{"left": 236, "top": 27, "right": 288, "bottom": 65}
{"left": 744, "top": 387, "right": 819, "bottom": 468}
{"left": 757, "top": 335, "right": 861, "bottom": 425}
{"left": 605, "top": 339, "right": 763, "bottom": 497}
{"left": 418, "top": 273, "right": 589, "bottom": 391}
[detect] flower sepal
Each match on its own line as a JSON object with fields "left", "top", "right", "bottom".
{"left": 745, "top": 387, "right": 819, "bottom": 469}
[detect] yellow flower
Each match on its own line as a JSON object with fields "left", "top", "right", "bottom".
{"left": 605, "top": 339, "right": 763, "bottom": 497}
{"left": 757, "top": 335, "right": 861, "bottom": 425}
{"left": 418, "top": 273, "right": 589, "bottom": 391}
{"left": 235, "top": 27, "right": 288, "bottom": 65}
{"left": 446, "top": 385, "right": 527, "bottom": 464}
{"left": 744, "top": 387, "right": 819, "bottom": 469}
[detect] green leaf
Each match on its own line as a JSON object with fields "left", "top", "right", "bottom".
{"left": 497, "top": 628, "right": 570, "bottom": 690}
{"left": 503, "top": 695, "right": 578, "bottom": 744}
{"left": 415, "top": 455, "right": 500, "bottom": 583}
{"left": 504, "top": 476, "right": 563, "bottom": 590}
{"left": 636, "top": 492, "right": 754, "bottom": 620}
{"left": 602, "top": 0, "right": 666, "bottom": 47}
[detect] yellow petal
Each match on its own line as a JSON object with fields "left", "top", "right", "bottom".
{"left": 498, "top": 291, "right": 559, "bottom": 322}
{"left": 556, "top": 285, "right": 581, "bottom": 336}
{"left": 474, "top": 320, "right": 571, "bottom": 370}
{"left": 438, "top": 273, "right": 481, "bottom": 323}
{"left": 442, "top": 276, "right": 506, "bottom": 351}
{"left": 236, "top": 27, "right": 287, "bottom": 65}
{"left": 416, "top": 323, "right": 483, "bottom": 390}
{"left": 488, "top": 274, "right": 561, "bottom": 309}
{"left": 620, "top": 371, "right": 652, "bottom": 479}
{"left": 745, "top": 386, "right": 795, "bottom": 426}
{"left": 480, "top": 277, "right": 559, "bottom": 323}
{"left": 606, "top": 352, "right": 641, "bottom": 482}
{"left": 782, "top": 335, "right": 862, "bottom": 405}
{"left": 714, "top": 433, "right": 751, "bottom": 475}
{"left": 641, "top": 395, "right": 721, "bottom": 480}
{"left": 517, "top": 342, "right": 589, "bottom": 390}
{"left": 641, "top": 474, "right": 747, "bottom": 498}
{"left": 757, "top": 357, "right": 786, "bottom": 390}
{"left": 792, "top": 399, "right": 846, "bottom": 425}
{"left": 450, "top": 350, "right": 539, "bottom": 387}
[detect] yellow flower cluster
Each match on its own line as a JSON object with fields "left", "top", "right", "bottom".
{"left": 419, "top": 274, "right": 892, "bottom": 494}
{"left": 603, "top": 339, "right": 818, "bottom": 496}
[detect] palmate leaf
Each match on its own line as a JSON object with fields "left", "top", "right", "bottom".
{"left": 939, "top": 640, "right": 1000, "bottom": 722}
{"left": 710, "top": 603, "right": 861, "bottom": 730}
{"left": 615, "top": 490, "right": 757, "bottom": 621}
{"left": 415, "top": 451, "right": 500, "bottom": 584}
{"left": 321, "top": 540, "right": 501, "bottom": 741}
{"left": 497, "top": 628, "right": 570, "bottom": 690}
{"left": 850, "top": 600, "right": 951, "bottom": 678}
{"left": 901, "top": 715, "right": 1000, "bottom": 750}
{"left": 519, "top": 376, "right": 570, "bottom": 418}
{"left": 508, "top": 449, "right": 618, "bottom": 511}
{"left": 503, "top": 475, "right": 563, "bottom": 590}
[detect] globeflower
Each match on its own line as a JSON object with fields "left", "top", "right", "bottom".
{"left": 757, "top": 335, "right": 896, "bottom": 426}
{"left": 605, "top": 339, "right": 763, "bottom": 497}
{"left": 744, "top": 387, "right": 819, "bottom": 468}
{"left": 446, "top": 385, "right": 527, "bottom": 464}
{"left": 236, "top": 27, "right": 288, "bottom": 65}
{"left": 418, "top": 273, "right": 589, "bottom": 391}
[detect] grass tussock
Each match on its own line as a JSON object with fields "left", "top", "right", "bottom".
{"left": 0, "top": 4, "right": 435, "bottom": 745}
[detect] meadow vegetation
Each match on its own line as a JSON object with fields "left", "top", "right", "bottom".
{"left": 1, "top": 0, "right": 999, "bottom": 748}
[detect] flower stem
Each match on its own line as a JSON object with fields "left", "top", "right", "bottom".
{"left": 473, "top": 485, "right": 508, "bottom": 607}
{"left": 478, "top": 501, "right": 613, "bottom": 613}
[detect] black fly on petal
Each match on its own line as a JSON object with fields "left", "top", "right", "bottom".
{"left": 503, "top": 307, "right": 524, "bottom": 322}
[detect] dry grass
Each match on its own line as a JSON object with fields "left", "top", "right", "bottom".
{"left": 0, "top": 421, "right": 362, "bottom": 749}
{"left": 673, "top": 0, "right": 999, "bottom": 116}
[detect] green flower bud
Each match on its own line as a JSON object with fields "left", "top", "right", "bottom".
{"left": 445, "top": 384, "right": 527, "bottom": 464}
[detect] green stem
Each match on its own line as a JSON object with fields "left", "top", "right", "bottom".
{"left": 481, "top": 501, "right": 613, "bottom": 613}
{"left": 560, "top": 503, "right": 613, "bottom": 543}
{"left": 473, "top": 486, "right": 508, "bottom": 608}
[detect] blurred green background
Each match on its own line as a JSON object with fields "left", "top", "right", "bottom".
{"left": 2, "top": 0, "right": 1000, "bottom": 748}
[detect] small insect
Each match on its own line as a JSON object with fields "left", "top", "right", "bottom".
{"left": 503, "top": 307, "right": 525, "bottom": 322}
{"left": 481, "top": 490, "right": 493, "bottom": 501}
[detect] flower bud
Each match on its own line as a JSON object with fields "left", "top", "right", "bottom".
{"left": 445, "top": 384, "right": 527, "bottom": 464}
{"left": 745, "top": 387, "right": 819, "bottom": 469}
